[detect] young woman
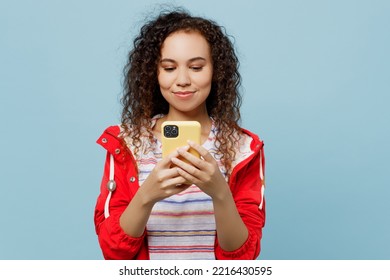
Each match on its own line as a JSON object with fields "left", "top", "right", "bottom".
{"left": 94, "top": 9, "right": 266, "bottom": 260}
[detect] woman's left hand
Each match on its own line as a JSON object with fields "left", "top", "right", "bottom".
{"left": 171, "top": 141, "right": 230, "bottom": 200}
{"left": 173, "top": 141, "right": 250, "bottom": 252}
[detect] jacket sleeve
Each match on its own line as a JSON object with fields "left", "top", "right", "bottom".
{"left": 94, "top": 145, "right": 148, "bottom": 259}
{"left": 215, "top": 143, "right": 266, "bottom": 260}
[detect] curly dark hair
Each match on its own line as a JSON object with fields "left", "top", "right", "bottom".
{"left": 121, "top": 8, "right": 243, "bottom": 176}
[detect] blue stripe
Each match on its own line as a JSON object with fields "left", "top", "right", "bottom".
{"left": 139, "top": 170, "right": 153, "bottom": 174}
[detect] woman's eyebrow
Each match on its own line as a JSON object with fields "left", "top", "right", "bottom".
{"left": 160, "top": 58, "right": 176, "bottom": 63}
{"left": 160, "top": 57, "right": 206, "bottom": 63}
{"left": 188, "top": 57, "right": 206, "bottom": 62}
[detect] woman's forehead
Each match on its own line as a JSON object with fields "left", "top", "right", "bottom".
{"left": 160, "top": 31, "right": 211, "bottom": 61}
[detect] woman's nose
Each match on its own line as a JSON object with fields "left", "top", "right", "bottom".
{"left": 176, "top": 68, "right": 191, "bottom": 86}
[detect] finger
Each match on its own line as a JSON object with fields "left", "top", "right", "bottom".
{"left": 171, "top": 156, "right": 203, "bottom": 180}
{"left": 176, "top": 147, "right": 208, "bottom": 170}
{"left": 154, "top": 166, "right": 181, "bottom": 184}
{"left": 176, "top": 167, "right": 201, "bottom": 186}
{"left": 187, "top": 140, "right": 214, "bottom": 162}
{"left": 161, "top": 175, "right": 188, "bottom": 189}
{"left": 159, "top": 148, "right": 181, "bottom": 167}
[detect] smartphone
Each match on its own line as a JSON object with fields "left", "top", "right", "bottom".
{"left": 161, "top": 121, "right": 201, "bottom": 160}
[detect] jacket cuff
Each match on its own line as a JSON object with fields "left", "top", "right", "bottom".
{"left": 99, "top": 215, "right": 146, "bottom": 259}
{"left": 215, "top": 231, "right": 259, "bottom": 260}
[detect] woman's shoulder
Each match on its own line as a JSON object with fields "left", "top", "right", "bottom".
{"left": 230, "top": 127, "right": 264, "bottom": 169}
{"left": 96, "top": 123, "right": 137, "bottom": 151}
{"left": 238, "top": 127, "right": 264, "bottom": 152}
{"left": 240, "top": 128, "right": 262, "bottom": 144}
{"left": 97, "top": 115, "right": 164, "bottom": 154}
{"left": 97, "top": 125, "right": 122, "bottom": 142}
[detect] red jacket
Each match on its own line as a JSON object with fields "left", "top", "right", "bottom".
{"left": 94, "top": 125, "right": 266, "bottom": 260}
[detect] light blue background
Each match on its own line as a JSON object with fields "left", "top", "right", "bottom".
{"left": 1, "top": 0, "right": 389, "bottom": 259}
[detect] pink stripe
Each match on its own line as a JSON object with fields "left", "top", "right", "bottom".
{"left": 139, "top": 159, "right": 157, "bottom": 164}
{"left": 175, "top": 189, "right": 203, "bottom": 196}
{"left": 150, "top": 245, "right": 213, "bottom": 249}
{"left": 150, "top": 250, "right": 213, "bottom": 254}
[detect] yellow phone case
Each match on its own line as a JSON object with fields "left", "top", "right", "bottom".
{"left": 161, "top": 121, "right": 201, "bottom": 159}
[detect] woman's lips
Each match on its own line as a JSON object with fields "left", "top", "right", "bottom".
{"left": 174, "top": 91, "right": 195, "bottom": 98}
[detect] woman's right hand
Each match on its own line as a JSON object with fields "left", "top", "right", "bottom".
{"left": 119, "top": 149, "right": 190, "bottom": 237}
{"left": 137, "top": 149, "right": 191, "bottom": 206}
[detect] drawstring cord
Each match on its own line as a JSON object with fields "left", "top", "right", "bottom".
{"left": 104, "top": 154, "right": 116, "bottom": 218}
{"left": 259, "top": 147, "right": 265, "bottom": 210}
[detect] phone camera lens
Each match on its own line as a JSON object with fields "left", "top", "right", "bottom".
{"left": 171, "top": 126, "right": 178, "bottom": 137}
{"left": 164, "top": 125, "right": 179, "bottom": 138}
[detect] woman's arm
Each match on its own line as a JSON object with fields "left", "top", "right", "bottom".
{"left": 210, "top": 185, "right": 249, "bottom": 251}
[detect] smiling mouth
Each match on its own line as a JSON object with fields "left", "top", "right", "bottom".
{"left": 174, "top": 91, "right": 195, "bottom": 97}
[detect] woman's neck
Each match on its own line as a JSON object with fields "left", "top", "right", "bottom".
{"left": 164, "top": 107, "right": 211, "bottom": 127}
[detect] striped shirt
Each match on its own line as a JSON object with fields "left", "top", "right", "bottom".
{"left": 127, "top": 116, "right": 253, "bottom": 260}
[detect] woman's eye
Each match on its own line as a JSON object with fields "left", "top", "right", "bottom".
{"left": 190, "top": 66, "right": 203, "bottom": 71}
{"left": 164, "top": 67, "right": 175, "bottom": 72}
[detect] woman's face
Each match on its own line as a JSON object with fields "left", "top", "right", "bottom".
{"left": 158, "top": 30, "right": 213, "bottom": 117}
